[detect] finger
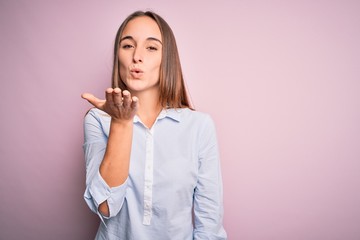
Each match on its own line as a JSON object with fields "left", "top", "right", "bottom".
{"left": 130, "top": 96, "right": 139, "bottom": 110}
{"left": 112, "top": 88, "right": 123, "bottom": 107}
{"left": 122, "top": 90, "right": 131, "bottom": 108}
{"left": 81, "top": 93, "right": 105, "bottom": 109}
{"left": 105, "top": 88, "right": 115, "bottom": 106}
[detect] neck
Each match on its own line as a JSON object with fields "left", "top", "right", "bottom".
{"left": 132, "top": 89, "right": 162, "bottom": 128}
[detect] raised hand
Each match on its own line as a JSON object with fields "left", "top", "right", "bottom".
{"left": 82, "top": 88, "right": 139, "bottom": 122}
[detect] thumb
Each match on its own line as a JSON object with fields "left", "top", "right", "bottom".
{"left": 81, "top": 93, "right": 105, "bottom": 109}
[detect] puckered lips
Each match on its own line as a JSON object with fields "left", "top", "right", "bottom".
{"left": 130, "top": 68, "right": 144, "bottom": 79}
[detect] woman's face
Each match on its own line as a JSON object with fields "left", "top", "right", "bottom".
{"left": 118, "top": 16, "right": 163, "bottom": 95}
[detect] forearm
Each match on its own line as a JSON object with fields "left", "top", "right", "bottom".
{"left": 97, "top": 119, "right": 133, "bottom": 217}
{"left": 100, "top": 119, "right": 133, "bottom": 187}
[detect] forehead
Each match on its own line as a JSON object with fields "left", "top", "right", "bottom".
{"left": 121, "top": 16, "right": 162, "bottom": 41}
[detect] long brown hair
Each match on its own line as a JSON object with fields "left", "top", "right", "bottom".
{"left": 111, "top": 11, "right": 193, "bottom": 109}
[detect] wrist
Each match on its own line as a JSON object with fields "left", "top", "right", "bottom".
{"left": 110, "top": 118, "right": 133, "bottom": 127}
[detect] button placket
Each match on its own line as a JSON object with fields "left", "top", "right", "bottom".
{"left": 143, "top": 128, "right": 154, "bottom": 225}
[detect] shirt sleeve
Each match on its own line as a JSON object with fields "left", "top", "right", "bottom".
{"left": 193, "top": 115, "right": 227, "bottom": 240}
{"left": 82, "top": 109, "right": 128, "bottom": 224}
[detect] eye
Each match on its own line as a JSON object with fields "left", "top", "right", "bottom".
{"left": 147, "top": 46, "right": 158, "bottom": 51}
{"left": 121, "top": 44, "right": 134, "bottom": 49}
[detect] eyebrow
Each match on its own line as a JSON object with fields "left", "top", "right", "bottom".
{"left": 120, "top": 36, "right": 163, "bottom": 45}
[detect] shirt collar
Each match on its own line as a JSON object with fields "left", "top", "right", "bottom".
{"left": 133, "top": 108, "right": 183, "bottom": 123}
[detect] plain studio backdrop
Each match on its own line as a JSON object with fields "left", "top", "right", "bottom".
{"left": 1, "top": 0, "right": 359, "bottom": 239}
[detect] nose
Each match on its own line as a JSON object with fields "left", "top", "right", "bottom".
{"left": 133, "top": 47, "right": 143, "bottom": 63}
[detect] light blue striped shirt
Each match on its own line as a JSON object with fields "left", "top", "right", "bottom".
{"left": 83, "top": 108, "right": 227, "bottom": 240}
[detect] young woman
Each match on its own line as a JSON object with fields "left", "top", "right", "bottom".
{"left": 82, "top": 11, "right": 227, "bottom": 240}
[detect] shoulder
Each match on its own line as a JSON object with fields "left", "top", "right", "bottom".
{"left": 168, "top": 108, "right": 216, "bottom": 130}
{"left": 84, "top": 108, "right": 111, "bottom": 124}
{"left": 178, "top": 109, "right": 219, "bottom": 149}
{"left": 83, "top": 108, "right": 111, "bottom": 137}
{"left": 85, "top": 108, "right": 110, "bottom": 118}
{"left": 180, "top": 108, "right": 214, "bottom": 123}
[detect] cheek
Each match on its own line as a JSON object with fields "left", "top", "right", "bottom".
{"left": 118, "top": 50, "right": 130, "bottom": 66}
{"left": 119, "top": 60, "right": 126, "bottom": 71}
{"left": 153, "top": 55, "right": 162, "bottom": 71}
{"left": 118, "top": 54, "right": 128, "bottom": 77}
{"left": 117, "top": 60, "right": 127, "bottom": 81}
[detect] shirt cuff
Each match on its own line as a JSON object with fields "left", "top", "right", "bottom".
{"left": 89, "top": 170, "right": 128, "bottom": 218}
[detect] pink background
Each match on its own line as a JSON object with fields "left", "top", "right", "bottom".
{"left": 1, "top": 0, "right": 360, "bottom": 239}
